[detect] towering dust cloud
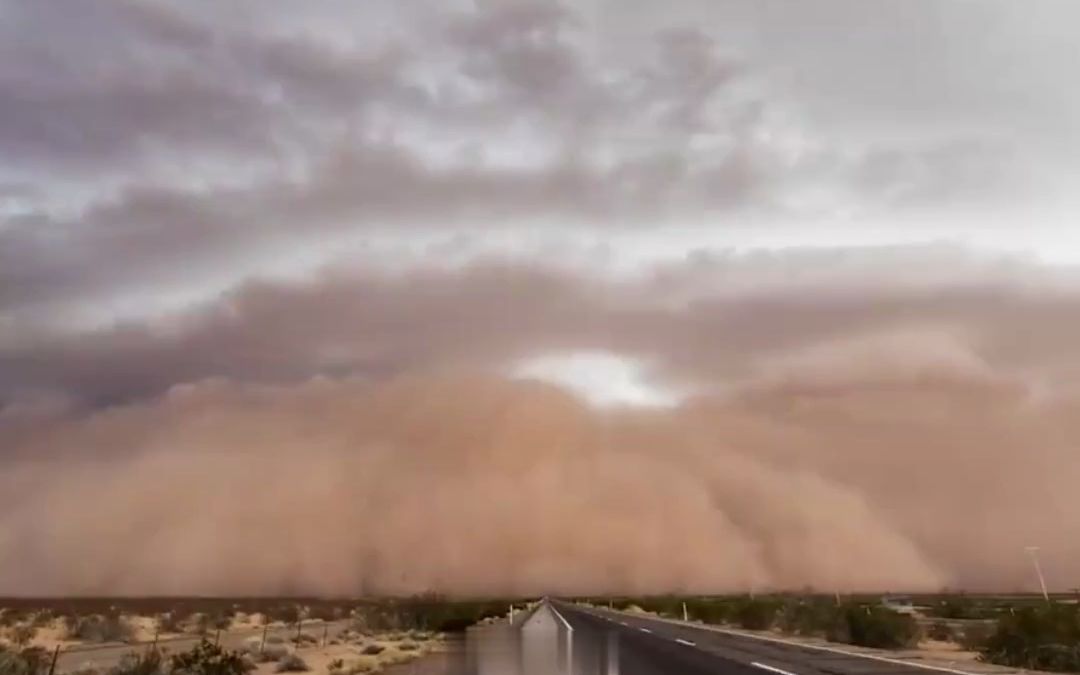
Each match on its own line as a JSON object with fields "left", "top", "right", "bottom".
{"left": 2, "top": 341, "right": 1078, "bottom": 595}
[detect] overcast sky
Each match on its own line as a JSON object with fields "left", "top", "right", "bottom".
{"left": 2, "top": 0, "right": 1080, "bottom": 595}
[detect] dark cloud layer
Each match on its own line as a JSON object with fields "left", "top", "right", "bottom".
{"left": 0, "top": 0, "right": 1035, "bottom": 322}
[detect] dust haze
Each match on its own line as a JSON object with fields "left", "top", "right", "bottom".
{"left": 3, "top": 257, "right": 1079, "bottom": 596}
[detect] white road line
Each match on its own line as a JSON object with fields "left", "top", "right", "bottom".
{"left": 707, "top": 626, "right": 982, "bottom": 675}
{"left": 604, "top": 611, "right": 985, "bottom": 675}
{"left": 619, "top": 621, "right": 628, "bottom": 626}
{"left": 639, "top": 627, "right": 652, "bottom": 633}
{"left": 547, "top": 601, "right": 575, "bottom": 633}
{"left": 752, "top": 662, "right": 797, "bottom": 675}
{"left": 675, "top": 638, "right": 696, "bottom": 647}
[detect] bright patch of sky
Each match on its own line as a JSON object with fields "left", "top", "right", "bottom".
{"left": 511, "top": 350, "right": 687, "bottom": 408}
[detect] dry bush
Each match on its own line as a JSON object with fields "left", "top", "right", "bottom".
{"left": 274, "top": 654, "right": 309, "bottom": 673}
{"left": 63, "top": 615, "right": 134, "bottom": 643}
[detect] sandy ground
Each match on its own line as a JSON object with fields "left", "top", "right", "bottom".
{"left": 0, "top": 610, "right": 442, "bottom": 675}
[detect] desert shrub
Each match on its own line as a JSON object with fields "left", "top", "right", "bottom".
{"left": 64, "top": 616, "right": 134, "bottom": 643}
{"left": 242, "top": 639, "right": 288, "bottom": 663}
{"left": 733, "top": 599, "right": 781, "bottom": 631}
{"left": 0, "top": 647, "right": 50, "bottom": 675}
{"left": 304, "top": 606, "right": 341, "bottom": 623}
{"left": 634, "top": 597, "right": 683, "bottom": 618}
{"left": 170, "top": 640, "right": 254, "bottom": 675}
{"left": 209, "top": 614, "right": 231, "bottom": 631}
{"left": 326, "top": 659, "right": 343, "bottom": 672}
{"left": 960, "top": 623, "right": 993, "bottom": 651}
{"left": 109, "top": 650, "right": 166, "bottom": 675}
{"left": 827, "top": 606, "right": 918, "bottom": 649}
{"left": 927, "top": 621, "right": 954, "bottom": 642}
{"left": 980, "top": 604, "right": 1080, "bottom": 672}
{"left": 156, "top": 614, "right": 183, "bottom": 635}
{"left": 359, "top": 645, "right": 383, "bottom": 656}
{"left": 29, "top": 613, "right": 54, "bottom": 630}
{"left": 7, "top": 625, "right": 37, "bottom": 648}
{"left": 274, "top": 655, "right": 309, "bottom": 673}
{"left": 777, "top": 599, "right": 839, "bottom": 636}
{"left": 349, "top": 596, "right": 508, "bottom": 633}
{"left": 291, "top": 634, "right": 317, "bottom": 647}
{"left": 341, "top": 657, "right": 379, "bottom": 675}
{"left": 930, "top": 597, "right": 984, "bottom": 620}
{"left": 397, "top": 641, "right": 419, "bottom": 652}
{"left": 0, "top": 611, "right": 28, "bottom": 629}
{"left": 684, "top": 599, "right": 731, "bottom": 625}
{"left": 266, "top": 606, "right": 300, "bottom": 626}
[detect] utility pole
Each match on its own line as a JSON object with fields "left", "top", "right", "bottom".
{"left": 682, "top": 602, "right": 688, "bottom": 622}
{"left": 1025, "top": 546, "right": 1050, "bottom": 602}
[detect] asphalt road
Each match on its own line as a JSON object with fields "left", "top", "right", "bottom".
{"left": 551, "top": 603, "right": 995, "bottom": 675}
{"left": 53, "top": 620, "right": 350, "bottom": 673}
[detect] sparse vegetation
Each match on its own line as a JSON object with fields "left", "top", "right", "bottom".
{"left": 170, "top": 640, "right": 255, "bottom": 675}
{"left": 109, "top": 649, "right": 167, "bottom": 675}
{"left": 733, "top": 598, "right": 782, "bottom": 630}
{"left": 63, "top": 615, "right": 134, "bottom": 643}
{"left": 273, "top": 654, "right": 309, "bottom": 673}
{"left": 291, "top": 634, "right": 317, "bottom": 647}
{"left": 6, "top": 625, "right": 37, "bottom": 648}
{"left": 0, "top": 646, "right": 50, "bottom": 675}
{"left": 926, "top": 620, "right": 954, "bottom": 641}
{"left": 960, "top": 622, "right": 993, "bottom": 651}
{"left": 827, "top": 606, "right": 919, "bottom": 649}
{"left": 979, "top": 604, "right": 1080, "bottom": 672}
{"left": 156, "top": 613, "right": 183, "bottom": 635}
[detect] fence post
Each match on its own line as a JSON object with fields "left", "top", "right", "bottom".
{"left": 47, "top": 645, "right": 60, "bottom": 675}
{"left": 322, "top": 624, "right": 328, "bottom": 647}
{"left": 260, "top": 624, "right": 268, "bottom": 654}
{"left": 296, "top": 619, "right": 302, "bottom": 642}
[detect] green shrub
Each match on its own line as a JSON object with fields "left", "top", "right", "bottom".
{"left": 733, "top": 599, "right": 781, "bottom": 631}
{"left": 980, "top": 604, "right": 1080, "bottom": 672}
{"left": 827, "top": 606, "right": 918, "bottom": 649}
{"left": 169, "top": 640, "right": 254, "bottom": 675}
{"left": 777, "top": 599, "right": 839, "bottom": 636}
{"left": 109, "top": 650, "right": 166, "bottom": 675}
{"left": 960, "top": 623, "right": 993, "bottom": 651}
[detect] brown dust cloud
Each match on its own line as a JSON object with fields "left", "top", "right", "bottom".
{"left": 2, "top": 259, "right": 1080, "bottom": 597}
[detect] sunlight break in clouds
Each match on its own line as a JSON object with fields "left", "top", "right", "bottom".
{"left": 512, "top": 351, "right": 687, "bottom": 408}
